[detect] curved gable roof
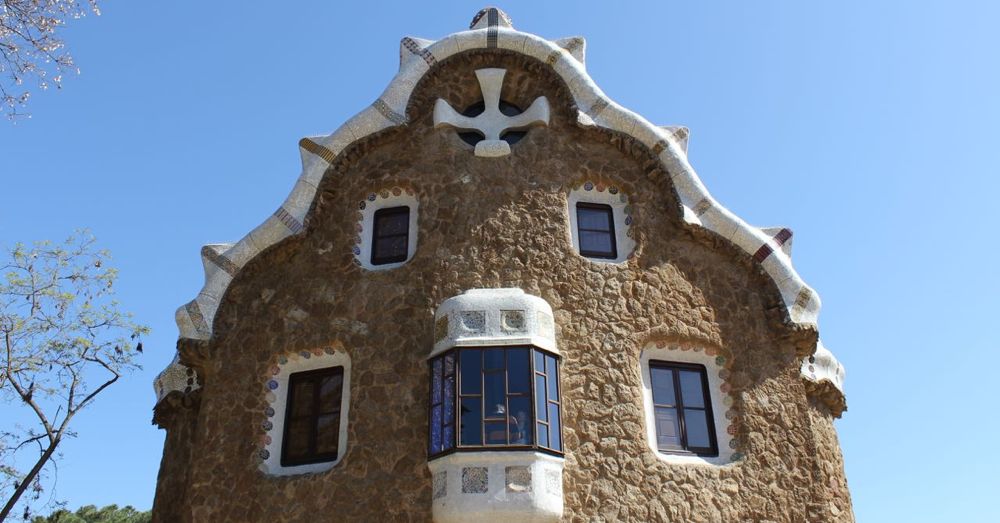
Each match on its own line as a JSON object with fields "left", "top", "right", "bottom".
{"left": 154, "top": 8, "right": 845, "bottom": 413}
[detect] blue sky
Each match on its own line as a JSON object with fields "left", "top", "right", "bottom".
{"left": 1, "top": 1, "right": 997, "bottom": 520}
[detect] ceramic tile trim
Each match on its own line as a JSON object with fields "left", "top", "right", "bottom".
{"left": 256, "top": 348, "right": 352, "bottom": 476}
{"left": 800, "top": 340, "right": 847, "bottom": 416}
{"left": 153, "top": 355, "right": 200, "bottom": 403}
{"left": 431, "top": 288, "right": 556, "bottom": 358}
{"left": 566, "top": 180, "right": 636, "bottom": 263}
{"left": 158, "top": 7, "right": 843, "bottom": 406}
{"left": 352, "top": 186, "right": 419, "bottom": 271}
{"left": 428, "top": 451, "right": 563, "bottom": 522}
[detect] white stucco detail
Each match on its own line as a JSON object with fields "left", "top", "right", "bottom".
{"left": 431, "top": 288, "right": 557, "bottom": 358}
{"left": 152, "top": 355, "right": 199, "bottom": 402}
{"left": 353, "top": 188, "right": 419, "bottom": 271}
{"left": 428, "top": 451, "right": 563, "bottom": 523}
{"left": 639, "top": 344, "right": 736, "bottom": 466}
{"left": 433, "top": 68, "right": 551, "bottom": 158}
{"left": 800, "top": 340, "right": 845, "bottom": 395}
{"left": 567, "top": 182, "right": 636, "bottom": 263}
{"left": 259, "top": 350, "right": 352, "bottom": 476}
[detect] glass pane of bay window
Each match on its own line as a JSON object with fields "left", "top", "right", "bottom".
{"left": 535, "top": 374, "right": 547, "bottom": 422}
{"left": 460, "top": 349, "right": 481, "bottom": 394}
{"left": 484, "top": 373, "right": 505, "bottom": 418}
{"left": 430, "top": 405, "right": 443, "bottom": 453}
{"left": 443, "top": 374, "right": 455, "bottom": 422}
{"left": 484, "top": 348, "right": 505, "bottom": 370}
{"left": 507, "top": 348, "right": 530, "bottom": 393}
{"left": 548, "top": 403, "right": 561, "bottom": 451}
{"left": 460, "top": 397, "right": 482, "bottom": 446}
{"left": 442, "top": 424, "right": 454, "bottom": 450}
{"left": 508, "top": 396, "right": 532, "bottom": 445}
{"left": 431, "top": 358, "right": 442, "bottom": 404}
{"left": 485, "top": 422, "right": 506, "bottom": 445}
{"left": 546, "top": 354, "right": 558, "bottom": 399}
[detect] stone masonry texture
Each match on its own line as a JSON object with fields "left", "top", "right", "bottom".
{"left": 152, "top": 50, "right": 853, "bottom": 522}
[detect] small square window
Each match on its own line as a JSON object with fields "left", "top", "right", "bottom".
{"left": 371, "top": 206, "right": 410, "bottom": 265}
{"left": 648, "top": 362, "right": 718, "bottom": 457}
{"left": 282, "top": 366, "right": 344, "bottom": 466}
{"left": 576, "top": 203, "right": 617, "bottom": 259}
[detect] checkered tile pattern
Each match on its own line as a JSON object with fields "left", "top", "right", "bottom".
{"left": 298, "top": 137, "right": 337, "bottom": 164}
{"left": 401, "top": 36, "right": 437, "bottom": 66}
{"left": 184, "top": 300, "right": 210, "bottom": 337}
{"left": 201, "top": 246, "right": 238, "bottom": 276}
{"left": 273, "top": 206, "right": 304, "bottom": 234}
{"left": 372, "top": 98, "right": 406, "bottom": 125}
{"left": 486, "top": 8, "right": 499, "bottom": 48}
{"left": 752, "top": 227, "right": 794, "bottom": 262}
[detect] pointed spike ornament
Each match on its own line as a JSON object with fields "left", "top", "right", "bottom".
{"left": 470, "top": 7, "right": 513, "bottom": 30}
{"left": 433, "top": 68, "right": 550, "bottom": 158}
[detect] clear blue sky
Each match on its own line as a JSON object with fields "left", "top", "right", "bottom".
{"left": 2, "top": 1, "right": 997, "bottom": 520}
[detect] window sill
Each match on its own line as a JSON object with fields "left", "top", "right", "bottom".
{"left": 429, "top": 446, "right": 564, "bottom": 462}
{"left": 652, "top": 449, "right": 734, "bottom": 467}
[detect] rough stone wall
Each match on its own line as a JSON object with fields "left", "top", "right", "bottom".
{"left": 151, "top": 391, "right": 201, "bottom": 523}
{"left": 158, "top": 51, "right": 852, "bottom": 522}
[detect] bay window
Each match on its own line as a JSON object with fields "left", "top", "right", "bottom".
{"left": 428, "top": 346, "right": 562, "bottom": 457}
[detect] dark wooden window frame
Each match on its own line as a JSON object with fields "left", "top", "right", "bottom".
{"left": 428, "top": 346, "right": 563, "bottom": 460}
{"left": 575, "top": 202, "right": 618, "bottom": 259}
{"left": 280, "top": 366, "right": 345, "bottom": 467}
{"left": 648, "top": 361, "right": 719, "bottom": 457}
{"left": 371, "top": 206, "right": 410, "bottom": 265}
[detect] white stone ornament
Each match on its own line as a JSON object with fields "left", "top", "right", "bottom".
{"left": 433, "top": 68, "right": 550, "bottom": 157}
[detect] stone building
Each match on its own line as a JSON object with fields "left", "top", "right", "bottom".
{"left": 151, "top": 7, "right": 851, "bottom": 522}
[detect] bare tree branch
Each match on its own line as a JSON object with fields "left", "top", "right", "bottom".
{"left": 0, "top": 1, "right": 100, "bottom": 119}
{"left": 0, "top": 231, "right": 147, "bottom": 520}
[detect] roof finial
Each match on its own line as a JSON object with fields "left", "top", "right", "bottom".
{"left": 470, "top": 6, "right": 513, "bottom": 30}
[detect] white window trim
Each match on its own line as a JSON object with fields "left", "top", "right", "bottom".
{"left": 353, "top": 188, "right": 419, "bottom": 271}
{"left": 567, "top": 182, "right": 635, "bottom": 263}
{"left": 259, "top": 350, "right": 352, "bottom": 476}
{"left": 639, "top": 344, "right": 735, "bottom": 466}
